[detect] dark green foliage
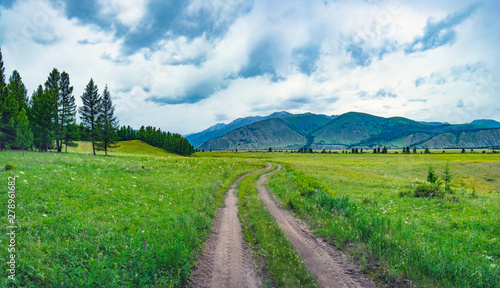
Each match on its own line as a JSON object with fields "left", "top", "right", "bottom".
{"left": 424, "top": 147, "right": 430, "bottom": 154}
{"left": 413, "top": 147, "right": 417, "bottom": 153}
{"left": 59, "top": 71, "right": 77, "bottom": 152}
{"left": 382, "top": 146, "right": 388, "bottom": 153}
{"left": 30, "top": 85, "right": 54, "bottom": 151}
{"left": 1, "top": 70, "right": 28, "bottom": 150}
{"left": 413, "top": 183, "right": 444, "bottom": 198}
{"left": 136, "top": 125, "right": 194, "bottom": 156}
{"left": 15, "top": 108, "right": 33, "bottom": 156}
{"left": 96, "top": 85, "right": 119, "bottom": 156}
{"left": 268, "top": 147, "right": 272, "bottom": 152}
{"left": 79, "top": 79, "right": 101, "bottom": 155}
{"left": 45, "top": 68, "right": 62, "bottom": 151}
{"left": 78, "top": 122, "right": 92, "bottom": 141}
{"left": 117, "top": 125, "right": 137, "bottom": 141}
{"left": 427, "top": 165, "right": 437, "bottom": 184}
{"left": 137, "top": 125, "right": 145, "bottom": 142}
{"left": 4, "top": 163, "right": 14, "bottom": 171}
{"left": 461, "top": 148, "right": 466, "bottom": 153}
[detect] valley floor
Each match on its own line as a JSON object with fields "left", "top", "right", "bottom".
{"left": 0, "top": 143, "right": 499, "bottom": 287}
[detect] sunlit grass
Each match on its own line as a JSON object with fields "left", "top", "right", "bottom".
{"left": 0, "top": 150, "right": 263, "bottom": 287}
{"left": 67, "top": 140, "right": 177, "bottom": 157}
{"left": 267, "top": 152, "right": 500, "bottom": 287}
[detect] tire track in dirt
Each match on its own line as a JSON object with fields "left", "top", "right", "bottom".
{"left": 190, "top": 164, "right": 272, "bottom": 288}
{"left": 257, "top": 165, "right": 376, "bottom": 288}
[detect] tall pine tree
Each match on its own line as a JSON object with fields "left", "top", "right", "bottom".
{"left": 1, "top": 70, "right": 27, "bottom": 149}
{"left": 97, "top": 85, "right": 119, "bottom": 156}
{"left": 59, "top": 71, "right": 77, "bottom": 152}
{"left": 79, "top": 79, "right": 101, "bottom": 156}
{"left": 44, "top": 68, "right": 61, "bottom": 152}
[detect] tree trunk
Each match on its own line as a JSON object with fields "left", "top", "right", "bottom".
{"left": 92, "top": 140, "right": 96, "bottom": 156}
{"left": 22, "top": 149, "right": 24, "bottom": 157}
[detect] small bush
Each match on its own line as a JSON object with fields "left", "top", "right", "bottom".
{"left": 427, "top": 165, "right": 437, "bottom": 184}
{"left": 4, "top": 163, "right": 15, "bottom": 171}
{"left": 414, "top": 183, "right": 444, "bottom": 198}
{"left": 362, "top": 196, "right": 377, "bottom": 205}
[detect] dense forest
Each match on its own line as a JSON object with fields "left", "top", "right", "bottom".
{"left": 116, "top": 125, "right": 194, "bottom": 156}
{"left": 0, "top": 47, "right": 194, "bottom": 156}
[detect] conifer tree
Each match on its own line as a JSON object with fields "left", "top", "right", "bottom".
{"left": 15, "top": 108, "right": 33, "bottom": 156}
{"left": 45, "top": 68, "right": 61, "bottom": 151}
{"left": 138, "top": 125, "right": 145, "bottom": 142}
{"left": 30, "top": 85, "right": 54, "bottom": 151}
{"left": 97, "top": 85, "right": 119, "bottom": 156}
{"left": 79, "top": 79, "right": 101, "bottom": 156}
{"left": 59, "top": 71, "right": 77, "bottom": 152}
{"left": 1, "top": 70, "right": 27, "bottom": 149}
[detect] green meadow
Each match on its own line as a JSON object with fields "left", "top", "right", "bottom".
{"left": 1, "top": 144, "right": 499, "bottom": 287}
{"left": 0, "top": 142, "right": 263, "bottom": 287}
{"left": 266, "top": 152, "right": 500, "bottom": 287}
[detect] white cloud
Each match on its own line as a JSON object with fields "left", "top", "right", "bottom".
{"left": 98, "top": 0, "right": 148, "bottom": 30}
{"left": 0, "top": 0, "right": 498, "bottom": 135}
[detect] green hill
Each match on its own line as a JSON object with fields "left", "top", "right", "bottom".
{"left": 68, "top": 140, "right": 176, "bottom": 157}
{"left": 196, "top": 112, "right": 500, "bottom": 150}
{"left": 198, "top": 118, "right": 307, "bottom": 150}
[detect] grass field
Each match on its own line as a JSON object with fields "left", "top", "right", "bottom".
{"left": 0, "top": 143, "right": 263, "bottom": 287}
{"left": 1, "top": 145, "right": 499, "bottom": 287}
{"left": 266, "top": 152, "right": 500, "bottom": 287}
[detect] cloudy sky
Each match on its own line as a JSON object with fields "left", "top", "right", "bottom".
{"left": 0, "top": 0, "right": 499, "bottom": 134}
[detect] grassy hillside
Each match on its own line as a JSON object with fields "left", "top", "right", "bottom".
{"left": 313, "top": 112, "right": 384, "bottom": 145}
{"left": 67, "top": 140, "right": 177, "bottom": 157}
{"left": 280, "top": 113, "right": 332, "bottom": 136}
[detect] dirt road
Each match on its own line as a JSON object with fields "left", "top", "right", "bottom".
{"left": 257, "top": 165, "right": 376, "bottom": 288}
{"left": 190, "top": 164, "right": 271, "bottom": 288}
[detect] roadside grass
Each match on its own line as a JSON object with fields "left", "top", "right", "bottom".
{"left": 237, "top": 165, "right": 317, "bottom": 288}
{"left": 267, "top": 153, "right": 500, "bottom": 287}
{"left": 0, "top": 150, "right": 262, "bottom": 287}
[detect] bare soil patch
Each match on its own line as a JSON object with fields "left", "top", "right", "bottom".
{"left": 190, "top": 164, "right": 271, "bottom": 288}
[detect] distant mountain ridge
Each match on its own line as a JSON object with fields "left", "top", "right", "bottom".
{"left": 192, "top": 111, "right": 500, "bottom": 150}
{"left": 469, "top": 119, "right": 500, "bottom": 128}
{"left": 186, "top": 111, "right": 295, "bottom": 147}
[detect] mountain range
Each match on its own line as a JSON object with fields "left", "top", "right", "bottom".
{"left": 186, "top": 112, "right": 500, "bottom": 150}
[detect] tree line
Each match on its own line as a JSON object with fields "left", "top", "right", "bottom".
{"left": 115, "top": 124, "right": 195, "bottom": 156}
{"left": 0, "top": 47, "right": 193, "bottom": 156}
